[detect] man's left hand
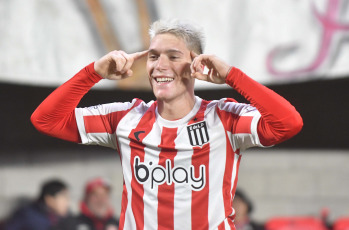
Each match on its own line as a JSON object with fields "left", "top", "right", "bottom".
{"left": 190, "top": 52, "right": 231, "bottom": 84}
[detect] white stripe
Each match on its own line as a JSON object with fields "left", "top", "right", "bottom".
{"left": 224, "top": 218, "right": 231, "bottom": 230}
{"left": 190, "top": 130, "right": 196, "bottom": 145}
{"left": 203, "top": 128, "right": 209, "bottom": 143}
{"left": 81, "top": 99, "right": 139, "bottom": 116}
{"left": 116, "top": 103, "right": 148, "bottom": 230}
{"left": 143, "top": 126, "right": 162, "bottom": 230}
{"left": 74, "top": 99, "right": 142, "bottom": 147}
{"left": 230, "top": 153, "right": 240, "bottom": 200}
{"left": 120, "top": 138, "right": 137, "bottom": 230}
{"left": 75, "top": 108, "right": 117, "bottom": 149}
{"left": 207, "top": 111, "right": 227, "bottom": 229}
{"left": 250, "top": 112, "right": 270, "bottom": 147}
{"left": 232, "top": 133, "right": 253, "bottom": 151}
{"left": 195, "top": 129, "right": 201, "bottom": 145}
{"left": 173, "top": 126, "right": 193, "bottom": 230}
{"left": 216, "top": 99, "right": 263, "bottom": 151}
{"left": 75, "top": 108, "right": 89, "bottom": 144}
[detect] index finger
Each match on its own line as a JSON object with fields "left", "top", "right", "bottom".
{"left": 130, "top": 50, "right": 149, "bottom": 60}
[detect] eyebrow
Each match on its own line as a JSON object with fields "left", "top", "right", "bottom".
{"left": 148, "top": 49, "right": 184, "bottom": 55}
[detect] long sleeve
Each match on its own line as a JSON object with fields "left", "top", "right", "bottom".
{"left": 225, "top": 67, "right": 303, "bottom": 146}
{"left": 30, "top": 62, "right": 102, "bottom": 143}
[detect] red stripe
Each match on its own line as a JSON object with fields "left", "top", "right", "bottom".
{"left": 217, "top": 103, "right": 249, "bottom": 210}
{"left": 233, "top": 116, "right": 253, "bottom": 134}
{"left": 227, "top": 217, "right": 236, "bottom": 230}
{"left": 84, "top": 100, "right": 142, "bottom": 134}
{"left": 191, "top": 144, "right": 210, "bottom": 229}
{"left": 224, "top": 98, "right": 238, "bottom": 104}
{"left": 129, "top": 102, "right": 157, "bottom": 230}
{"left": 216, "top": 108, "right": 236, "bottom": 217}
{"left": 189, "top": 100, "right": 210, "bottom": 230}
{"left": 118, "top": 183, "right": 128, "bottom": 230}
{"left": 157, "top": 127, "right": 178, "bottom": 230}
{"left": 117, "top": 139, "right": 125, "bottom": 229}
{"left": 92, "top": 100, "right": 141, "bottom": 230}
{"left": 218, "top": 218, "right": 236, "bottom": 230}
{"left": 218, "top": 221, "right": 226, "bottom": 230}
{"left": 230, "top": 154, "right": 242, "bottom": 200}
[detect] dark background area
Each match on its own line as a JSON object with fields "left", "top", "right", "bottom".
{"left": 1, "top": 76, "right": 348, "bottom": 153}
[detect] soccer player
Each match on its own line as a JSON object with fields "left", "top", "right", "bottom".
{"left": 31, "top": 19, "right": 303, "bottom": 230}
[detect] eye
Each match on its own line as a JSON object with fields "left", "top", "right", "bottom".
{"left": 170, "top": 56, "right": 179, "bottom": 60}
{"left": 148, "top": 54, "right": 158, "bottom": 60}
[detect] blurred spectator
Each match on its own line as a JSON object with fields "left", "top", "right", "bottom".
{"left": 4, "top": 179, "right": 70, "bottom": 230}
{"left": 233, "top": 189, "right": 264, "bottom": 230}
{"left": 55, "top": 177, "right": 118, "bottom": 230}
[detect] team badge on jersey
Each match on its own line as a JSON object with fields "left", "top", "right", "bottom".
{"left": 187, "top": 121, "right": 209, "bottom": 146}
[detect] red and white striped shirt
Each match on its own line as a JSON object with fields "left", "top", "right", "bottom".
{"left": 31, "top": 62, "right": 303, "bottom": 230}
{"left": 75, "top": 96, "right": 263, "bottom": 230}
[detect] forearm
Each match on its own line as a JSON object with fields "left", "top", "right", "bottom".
{"left": 30, "top": 62, "right": 102, "bottom": 142}
{"left": 225, "top": 67, "right": 303, "bottom": 146}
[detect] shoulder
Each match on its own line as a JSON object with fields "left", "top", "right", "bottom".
{"left": 203, "top": 98, "right": 239, "bottom": 112}
{"left": 213, "top": 98, "right": 257, "bottom": 115}
{"left": 79, "top": 98, "right": 154, "bottom": 116}
{"left": 134, "top": 98, "right": 155, "bottom": 110}
{"left": 17, "top": 204, "right": 45, "bottom": 219}
{"left": 122, "top": 99, "right": 156, "bottom": 117}
{"left": 111, "top": 98, "right": 155, "bottom": 111}
{"left": 7, "top": 203, "right": 50, "bottom": 228}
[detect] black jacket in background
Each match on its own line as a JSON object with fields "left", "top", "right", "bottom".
{"left": 52, "top": 214, "right": 119, "bottom": 230}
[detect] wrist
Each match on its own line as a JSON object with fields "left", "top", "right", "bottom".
{"left": 86, "top": 62, "right": 103, "bottom": 82}
{"left": 93, "top": 61, "right": 105, "bottom": 79}
{"left": 225, "top": 66, "right": 238, "bottom": 85}
{"left": 225, "top": 66, "right": 233, "bottom": 79}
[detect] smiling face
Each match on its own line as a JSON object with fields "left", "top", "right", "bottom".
{"left": 86, "top": 186, "right": 110, "bottom": 218}
{"left": 146, "top": 33, "right": 195, "bottom": 102}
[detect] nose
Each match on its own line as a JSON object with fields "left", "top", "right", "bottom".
{"left": 154, "top": 55, "right": 169, "bottom": 71}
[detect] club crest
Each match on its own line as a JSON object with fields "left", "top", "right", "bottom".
{"left": 187, "top": 121, "right": 209, "bottom": 146}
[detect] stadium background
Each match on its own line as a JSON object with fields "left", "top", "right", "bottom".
{"left": 0, "top": 0, "right": 349, "bottom": 224}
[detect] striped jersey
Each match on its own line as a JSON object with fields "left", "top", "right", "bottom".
{"left": 75, "top": 96, "right": 264, "bottom": 230}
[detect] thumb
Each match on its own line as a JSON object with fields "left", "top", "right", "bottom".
{"left": 192, "top": 72, "right": 208, "bottom": 81}
{"left": 122, "top": 69, "right": 133, "bottom": 78}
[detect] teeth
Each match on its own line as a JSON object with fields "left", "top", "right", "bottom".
{"left": 156, "top": 77, "right": 174, "bottom": 83}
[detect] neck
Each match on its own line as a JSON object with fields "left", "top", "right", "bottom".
{"left": 158, "top": 93, "right": 196, "bottom": 120}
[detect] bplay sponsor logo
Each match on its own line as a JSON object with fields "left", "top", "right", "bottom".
{"left": 133, "top": 156, "right": 206, "bottom": 191}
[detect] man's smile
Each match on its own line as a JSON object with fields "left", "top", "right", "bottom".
{"left": 152, "top": 75, "right": 175, "bottom": 84}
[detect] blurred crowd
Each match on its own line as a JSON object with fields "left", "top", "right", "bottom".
{"left": 0, "top": 178, "right": 119, "bottom": 230}
{"left": 0, "top": 182, "right": 348, "bottom": 230}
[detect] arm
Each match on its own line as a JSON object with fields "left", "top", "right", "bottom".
{"left": 30, "top": 63, "right": 101, "bottom": 143}
{"left": 225, "top": 67, "right": 303, "bottom": 146}
{"left": 31, "top": 50, "right": 148, "bottom": 142}
{"left": 190, "top": 53, "right": 303, "bottom": 146}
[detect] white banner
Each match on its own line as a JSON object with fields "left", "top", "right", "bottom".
{"left": 0, "top": 0, "right": 348, "bottom": 89}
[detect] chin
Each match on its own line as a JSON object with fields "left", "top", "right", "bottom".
{"left": 154, "top": 93, "right": 170, "bottom": 101}
{"left": 153, "top": 91, "right": 174, "bottom": 102}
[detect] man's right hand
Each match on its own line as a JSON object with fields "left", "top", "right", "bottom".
{"left": 94, "top": 50, "right": 148, "bottom": 80}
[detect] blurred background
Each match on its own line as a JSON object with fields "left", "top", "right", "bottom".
{"left": 0, "top": 0, "right": 349, "bottom": 228}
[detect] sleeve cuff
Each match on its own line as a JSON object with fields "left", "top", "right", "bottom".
{"left": 225, "top": 67, "right": 243, "bottom": 87}
{"left": 85, "top": 62, "right": 103, "bottom": 83}
{"left": 75, "top": 108, "right": 89, "bottom": 144}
